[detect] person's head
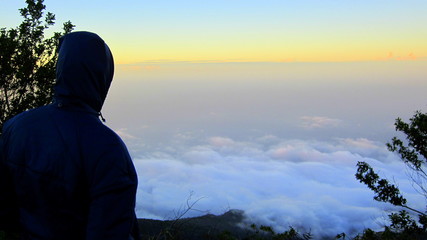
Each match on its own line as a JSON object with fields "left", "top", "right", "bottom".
{"left": 55, "top": 31, "right": 114, "bottom": 113}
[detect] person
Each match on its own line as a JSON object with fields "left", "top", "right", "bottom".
{"left": 0, "top": 31, "right": 139, "bottom": 239}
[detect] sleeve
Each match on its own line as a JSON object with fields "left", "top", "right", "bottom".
{"left": 85, "top": 143, "right": 139, "bottom": 240}
{"left": 0, "top": 135, "right": 20, "bottom": 234}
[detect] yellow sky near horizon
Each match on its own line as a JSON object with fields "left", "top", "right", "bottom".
{"left": 110, "top": 28, "right": 427, "bottom": 64}
{"left": 3, "top": 0, "right": 427, "bottom": 64}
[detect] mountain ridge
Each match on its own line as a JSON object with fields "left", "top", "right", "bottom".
{"left": 137, "top": 209, "right": 252, "bottom": 239}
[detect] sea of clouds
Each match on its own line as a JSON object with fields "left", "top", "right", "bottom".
{"left": 129, "top": 135, "right": 423, "bottom": 237}
{"left": 105, "top": 61, "right": 427, "bottom": 237}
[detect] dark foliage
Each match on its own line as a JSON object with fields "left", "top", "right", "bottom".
{"left": 386, "top": 111, "right": 427, "bottom": 171}
{"left": 355, "top": 111, "right": 427, "bottom": 237}
{"left": 138, "top": 210, "right": 313, "bottom": 240}
{"left": 0, "top": 0, "right": 74, "bottom": 133}
{"left": 355, "top": 161, "right": 407, "bottom": 206}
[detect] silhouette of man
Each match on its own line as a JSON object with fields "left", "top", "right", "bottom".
{"left": 0, "top": 31, "right": 139, "bottom": 239}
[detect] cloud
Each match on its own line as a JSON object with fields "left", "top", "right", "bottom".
{"left": 396, "top": 52, "right": 417, "bottom": 61}
{"left": 208, "top": 136, "right": 235, "bottom": 147}
{"left": 300, "top": 116, "right": 342, "bottom": 129}
{"left": 338, "top": 138, "right": 379, "bottom": 150}
{"left": 114, "top": 128, "right": 138, "bottom": 140}
{"left": 378, "top": 52, "right": 419, "bottom": 61}
{"left": 132, "top": 137, "right": 423, "bottom": 237}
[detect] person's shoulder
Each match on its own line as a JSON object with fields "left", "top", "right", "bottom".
{"left": 3, "top": 105, "right": 50, "bottom": 131}
{"left": 81, "top": 123, "right": 135, "bottom": 176}
{"left": 6, "top": 105, "right": 46, "bottom": 122}
{"left": 103, "top": 126, "right": 126, "bottom": 147}
{"left": 80, "top": 120, "right": 128, "bottom": 152}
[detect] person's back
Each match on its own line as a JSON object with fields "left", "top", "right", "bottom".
{"left": 0, "top": 31, "right": 139, "bottom": 240}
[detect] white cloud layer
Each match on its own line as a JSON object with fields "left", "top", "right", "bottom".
{"left": 133, "top": 136, "right": 424, "bottom": 237}
{"left": 300, "top": 116, "right": 342, "bottom": 129}
{"left": 103, "top": 62, "right": 427, "bottom": 237}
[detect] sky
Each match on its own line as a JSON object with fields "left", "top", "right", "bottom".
{"left": 3, "top": 0, "right": 427, "bottom": 63}
{"left": 2, "top": 0, "right": 427, "bottom": 237}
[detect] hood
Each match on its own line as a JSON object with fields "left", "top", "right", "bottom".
{"left": 54, "top": 31, "right": 114, "bottom": 113}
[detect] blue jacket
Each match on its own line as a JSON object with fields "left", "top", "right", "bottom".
{"left": 0, "top": 32, "right": 139, "bottom": 239}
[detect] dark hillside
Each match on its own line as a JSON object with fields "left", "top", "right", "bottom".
{"left": 138, "top": 209, "right": 252, "bottom": 240}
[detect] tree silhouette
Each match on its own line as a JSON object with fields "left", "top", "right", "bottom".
{"left": 0, "top": 0, "right": 74, "bottom": 133}
{"left": 356, "top": 111, "right": 427, "bottom": 236}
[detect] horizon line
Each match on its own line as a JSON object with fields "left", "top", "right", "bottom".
{"left": 116, "top": 58, "right": 427, "bottom": 66}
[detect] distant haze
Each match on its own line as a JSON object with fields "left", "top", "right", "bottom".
{"left": 103, "top": 61, "right": 427, "bottom": 236}
{"left": 105, "top": 61, "right": 427, "bottom": 146}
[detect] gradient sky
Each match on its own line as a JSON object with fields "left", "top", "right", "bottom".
{"left": 3, "top": 0, "right": 427, "bottom": 64}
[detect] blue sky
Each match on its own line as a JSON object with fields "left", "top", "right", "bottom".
{"left": 3, "top": 0, "right": 427, "bottom": 63}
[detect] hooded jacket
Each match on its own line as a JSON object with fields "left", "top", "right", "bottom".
{"left": 0, "top": 32, "right": 139, "bottom": 240}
